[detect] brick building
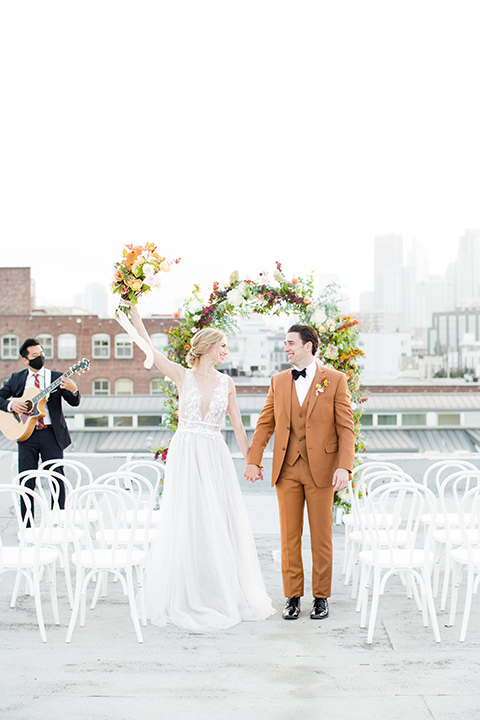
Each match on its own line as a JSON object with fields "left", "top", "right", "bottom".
{"left": 0, "top": 267, "right": 177, "bottom": 396}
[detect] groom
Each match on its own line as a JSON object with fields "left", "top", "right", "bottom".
{"left": 244, "top": 324, "right": 355, "bottom": 620}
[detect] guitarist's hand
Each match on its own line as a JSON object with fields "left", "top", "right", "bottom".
{"left": 11, "top": 399, "right": 29, "bottom": 414}
{"left": 60, "top": 377, "right": 78, "bottom": 393}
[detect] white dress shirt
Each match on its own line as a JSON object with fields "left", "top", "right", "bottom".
{"left": 292, "top": 359, "right": 317, "bottom": 406}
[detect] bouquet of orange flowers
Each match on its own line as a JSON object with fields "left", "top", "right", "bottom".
{"left": 112, "top": 243, "right": 180, "bottom": 314}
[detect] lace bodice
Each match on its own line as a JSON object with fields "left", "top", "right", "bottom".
{"left": 177, "top": 369, "right": 229, "bottom": 438}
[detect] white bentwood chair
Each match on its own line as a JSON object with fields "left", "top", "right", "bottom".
{"left": 17, "top": 469, "right": 81, "bottom": 609}
{"left": 448, "top": 481, "right": 480, "bottom": 641}
{"left": 65, "top": 484, "right": 148, "bottom": 643}
{"left": 341, "top": 461, "right": 406, "bottom": 578}
{"left": 357, "top": 481, "right": 441, "bottom": 644}
{"left": 0, "top": 485, "right": 60, "bottom": 642}
{"left": 343, "top": 466, "right": 413, "bottom": 598}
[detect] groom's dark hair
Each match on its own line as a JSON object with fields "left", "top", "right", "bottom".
{"left": 288, "top": 324, "right": 318, "bottom": 355}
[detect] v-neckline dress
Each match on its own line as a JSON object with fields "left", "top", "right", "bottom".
{"left": 145, "top": 369, "right": 275, "bottom": 631}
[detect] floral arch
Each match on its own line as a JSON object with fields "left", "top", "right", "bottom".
{"left": 154, "top": 262, "right": 366, "bottom": 507}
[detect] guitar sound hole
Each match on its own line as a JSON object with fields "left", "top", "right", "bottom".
{"left": 24, "top": 400, "right": 33, "bottom": 413}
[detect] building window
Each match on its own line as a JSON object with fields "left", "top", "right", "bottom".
{"left": 84, "top": 415, "right": 109, "bottom": 428}
{"left": 115, "top": 378, "right": 134, "bottom": 395}
{"left": 402, "top": 414, "right": 427, "bottom": 426}
{"left": 377, "top": 415, "right": 397, "bottom": 426}
{"left": 1, "top": 334, "right": 19, "bottom": 360}
{"left": 138, "top": 415, "right": 162, "bottom": 427}
{"left": 37, "top": 334, "right": 54, "bottom": 360}
{"left": 93, "top": 378, "right": 110, "bottom": 395}
{"left": 115, "top": 333, "right": 134, "bottom": 359}
{"left": 113, "top": 416, "right": 133, "bottom": 427}
{"left": 58, "top": 333, "right": 77, "bottom": 360}
{"left": 361, "top": 414, "right": 373, "bottom": 426}
{"left": 150, "top": 378, "right": 163, "bottom": 394}
{"left": 92, "top": 333, "right": 111, "bottom": 359}
{"left": 438, "top": 413, "right": 461, "bottom": 426}
{"left": 151, "top": 333, "right": 169, "bottom": 352}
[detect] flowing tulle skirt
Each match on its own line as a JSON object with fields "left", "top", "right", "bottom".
{"left": 145, "top": 431, "right": 275, "bottom": 631}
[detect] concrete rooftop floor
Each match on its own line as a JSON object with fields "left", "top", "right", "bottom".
{"left": 1, "top": 491, "right": 480, "bottom": 720}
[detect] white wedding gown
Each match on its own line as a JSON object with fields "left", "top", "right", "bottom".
{"left": 145, "top": 369, "right": 275, "bottom": 631}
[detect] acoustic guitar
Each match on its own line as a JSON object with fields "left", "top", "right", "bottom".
{"left": 0, "top": 358, "right": 90, "bottom": 442}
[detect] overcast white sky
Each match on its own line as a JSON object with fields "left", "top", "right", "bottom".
{"left": 1, "top": 1, "right": 479, "bottom": 315}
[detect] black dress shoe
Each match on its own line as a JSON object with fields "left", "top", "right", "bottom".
{"left": 282, "top": 596, "right": 301, "bottom": 620}
{"left": 310, "top": 597, "right": 329, "bottom": 620}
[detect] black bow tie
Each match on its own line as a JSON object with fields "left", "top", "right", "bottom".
{"left": 292, "top": 368, "right": 307, "bottom": 380}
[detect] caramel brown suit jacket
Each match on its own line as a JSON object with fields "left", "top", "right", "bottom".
{"left": 247, "top": 363, "right": 355, "bottom": 487}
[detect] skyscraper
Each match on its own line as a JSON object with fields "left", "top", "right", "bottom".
{"left": 374, "top": 234, "right": 403, "bottom": 310}
{"left": 455, "top": 229, "right": 480, "bottom": 307}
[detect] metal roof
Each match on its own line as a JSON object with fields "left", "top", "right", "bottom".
{"left": 67, "top": 396, "right": 167, "bottom": 414}
{"left": 362, "top": 393, "right": 480, "bottom": 412}
{"left": 69, "top": 430, "right": 173, "bottom": 454}
{"left": 363, "top": 429, "right": 480, "bottom": 454}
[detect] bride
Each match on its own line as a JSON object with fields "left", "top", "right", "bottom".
{"left": 126, "top": 305, "right": 275, "bottom": 631}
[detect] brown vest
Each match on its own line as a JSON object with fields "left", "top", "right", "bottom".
{"left": 283, "top": 380, "right": 315, "bottom": 466}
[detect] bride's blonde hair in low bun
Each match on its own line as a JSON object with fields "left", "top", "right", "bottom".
{"left": 186, "top": 327, "right": 226, "bottom": 368}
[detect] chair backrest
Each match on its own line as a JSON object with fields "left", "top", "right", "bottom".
{"left": 361, "top": 481, "right": 438, "bottom": 564}
{"left": 17, "top": 470, "right": 74, "bottom": 526}
{"left": 65, "top": 484, "right": 145, "bottom": 562}
{"left": 94, "top": 471, "right": 156, "bottom": 529}
{"left": 39, "top": 458, "right": 93, "bottom": 488}
{"left": 0, "top": 484, "right": 49, "bottom": 561}
{"left": 422, "top": 459, "right": 478, "bottom": 493}
{"left": 117, "top": 460, "right": 164, "bottom": 497}
{"left": 344, "top": 463, "right": 407, "bottom": 518}
{"left": 455, "top": 482, "right": 480, "bottom": 557}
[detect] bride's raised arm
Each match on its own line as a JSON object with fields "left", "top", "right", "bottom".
{"left": 125, "top": 304, "right": 185, "bottom": 387}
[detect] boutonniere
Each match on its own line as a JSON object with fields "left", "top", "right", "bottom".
{"left": 315, "top": 378, "right": 329, "bottom": 395}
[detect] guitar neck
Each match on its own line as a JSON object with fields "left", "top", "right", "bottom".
{"left": 32, "top": 369, "right": 74, "bottom": 404}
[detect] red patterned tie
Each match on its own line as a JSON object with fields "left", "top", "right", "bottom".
{"left": 34, "top": 374, "right": 45, "bottom": 429}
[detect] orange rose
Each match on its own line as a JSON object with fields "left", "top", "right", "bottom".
{"left": 114, "top": 269, "right": 123, "bottom": 282}
{"left": 160, "top": 260, "right": 171, "bottom": 272}
{"left": 123, "top": 251, "right": 136, "bottom": 269}
{"left": 173, "top": 311, "right": 180, "bottom": 318}
{"left": 291, "top": 278, "right": 299, "bottom": 285}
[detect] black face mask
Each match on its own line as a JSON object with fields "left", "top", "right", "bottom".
{"left": 29, "top": 355, "right": 45, "bottom": 371}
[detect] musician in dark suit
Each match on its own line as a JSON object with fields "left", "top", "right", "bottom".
{"left": 0, "top": 338, "right": 81, "bottom": 517}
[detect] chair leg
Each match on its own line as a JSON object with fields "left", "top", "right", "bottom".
{"left": 432, "top": 540, "right": 443, "bottom": 598}
{"left": 61, "top": 544, "right": 74, "bottom": 610}
{"left": 126, "top": 567, "right": 143, "bottom": 643}
{"left": 459, "top": 568, "right": 475, "bottom": 642}
{"left": 422, "top": 570, "right": 441, "bottom": 642}
{"left": 449, "top": 561, "right": 463, "bottom": 627}
{"left": 366, "top": 568, "right": 381, "bottom": 644}
{"left": 32, "top": 569, "right": 47, "bottom": 643}
{"left": 342, "top": 525, "right": 351, "bottom": 575}
{"left": 135, "top": 565, "right": 147, "bottom": 627}
{"left": 10, "top": 571, "right": 26, "bottom": 608}
{"left": 91, "top": 571, "right": 105, "bottom": 610}
{"left": 440, "top": 551, "right": 452, "bottom": 612}
{"left": 46, "top": 561, "right": 60, "bottom": 625}
{"left": 66, "top": 565, "right": 84, "bottom": 643}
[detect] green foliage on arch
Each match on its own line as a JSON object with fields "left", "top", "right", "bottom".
{"left": 153, "top": 263, "right": 366, "bottom": 505}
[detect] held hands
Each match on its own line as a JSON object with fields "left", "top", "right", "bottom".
{"left": 244, "top": 464, "right": 263, "bottom": 483}
{"left": 332, "top": 467, "right": 350, "bottom": 493}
